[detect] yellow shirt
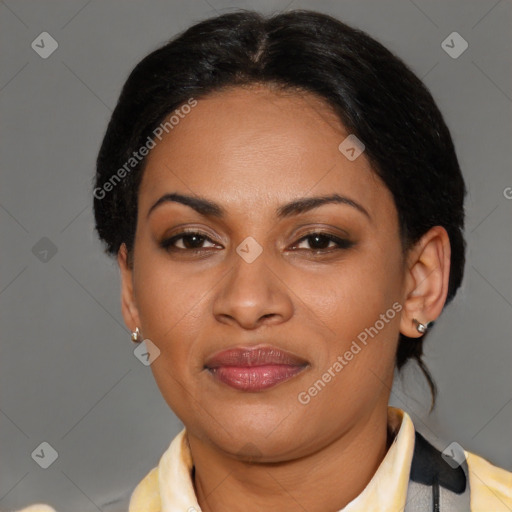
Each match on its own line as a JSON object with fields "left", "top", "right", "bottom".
{"left": 16, "top": 408, "right": 512, "bottom": 512}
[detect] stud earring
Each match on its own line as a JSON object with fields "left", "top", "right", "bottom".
{"left": 413, "top": 318, "right": 434, "bottom": 334}
{"left": 131, "top": 327, "right": 142, "bottom": 343}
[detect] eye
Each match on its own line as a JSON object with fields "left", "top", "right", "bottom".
{"left": 291, "top": 232, "right": 354, "bottom": 252}
{"left": 160, "top": 231, "right": 220, "bottom": 252}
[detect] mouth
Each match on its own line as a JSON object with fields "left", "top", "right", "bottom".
{"left": 204, "top": 345, "right": 309, "bottom": 392}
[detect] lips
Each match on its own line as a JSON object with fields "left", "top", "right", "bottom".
{"left": 204, "top": 345, "right": 309, "bottom": 392}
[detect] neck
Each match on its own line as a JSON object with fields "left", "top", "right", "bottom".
{"left": 189, "top": 405, "right": 393, "bottom": 512}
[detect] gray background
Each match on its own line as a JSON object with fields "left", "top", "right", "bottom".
{"left": 1, "top": 0, "right": 511, "bottom": 510}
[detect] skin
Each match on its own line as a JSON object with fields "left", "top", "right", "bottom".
{"left": 118, "top": 84, "right": 451, "bottom": 512}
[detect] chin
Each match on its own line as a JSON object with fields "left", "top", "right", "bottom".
{"left": 200, "top": 409, "right": 311, "bottom": 461}
{"left": 224, "top": 431, "right": 303, "bottom": 462}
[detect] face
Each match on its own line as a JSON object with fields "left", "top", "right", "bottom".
{"left": 120, "top": 85, "right": 410, "bottom": 461}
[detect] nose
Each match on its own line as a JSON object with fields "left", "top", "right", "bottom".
{"left": 212, "top": 251, "right": 294, "bottom": 330}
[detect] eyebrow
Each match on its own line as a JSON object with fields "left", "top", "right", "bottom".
{"left": 147, "top": 192, "right": 371, "bottom": 221}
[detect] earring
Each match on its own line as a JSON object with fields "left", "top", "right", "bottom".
{"left": 413, "top": 318, "right": 433, "bottom": 334}
{"left": 131, "top": 327, "right": 142, "bottom": 343}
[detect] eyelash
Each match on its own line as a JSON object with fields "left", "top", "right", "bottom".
{"left": 159, "top": 230, "right": 355, "bottom": 255}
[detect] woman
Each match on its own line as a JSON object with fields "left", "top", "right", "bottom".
{"left": 19, "top": 9, "right": 511, "bottom": 512}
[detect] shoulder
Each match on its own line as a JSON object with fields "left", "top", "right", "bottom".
{"left": 128, "top": 465, "right": 161, "bottom": 512}
{"left": 465, "top": 449, "right": 512, "bottom": 511}
{"left": 13, "top": 506, "right": 58, "bottom": 512}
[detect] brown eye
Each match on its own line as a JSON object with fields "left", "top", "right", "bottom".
{"left": 292, "top": 232, "right": 354, "bottom": 252}
{"left": 160, "top": 232, "right": 218, "bottom": 251}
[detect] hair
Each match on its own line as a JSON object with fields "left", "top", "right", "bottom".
{"left": 94, "top": 9, "right": 466, "bottom": 408}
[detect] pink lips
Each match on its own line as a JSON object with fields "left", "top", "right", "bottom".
{"left": 205, "top": 345, "right": 308, "bottom": 392}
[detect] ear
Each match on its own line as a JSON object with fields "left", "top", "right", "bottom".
{"left": 399, "top": 226, "right": 451, "bottom": 338}
{"left": 118, "top": 243, "right": 141, "bottom": 333}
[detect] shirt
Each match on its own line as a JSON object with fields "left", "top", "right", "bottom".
{"left": 16, "top": 407, "right": 512, "bottom": 511}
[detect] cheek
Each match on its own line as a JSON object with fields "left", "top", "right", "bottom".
{"left": 133, "top": 246, "right": 206, "bottom": 335}
{"left": 300, "top": 244, "right": 403, "bottom": 387}
{"left": 304, "top": 248, "right": 403, "bottom": 337}
{"left": 131, "top": 259, "right": 207, "bottom": 391}
{"left": 132, "top": 254, "right": 210, "bottom": 414}
{"left": 296, "top": 264, "right": 401, "bottom": 433}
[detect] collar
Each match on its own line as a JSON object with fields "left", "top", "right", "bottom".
{"left": 132, "top": 407, "right": 416, "bottom": 511}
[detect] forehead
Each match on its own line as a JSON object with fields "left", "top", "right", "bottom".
{"left": 139, "top": 85, "right": 392, "bottom": 221}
